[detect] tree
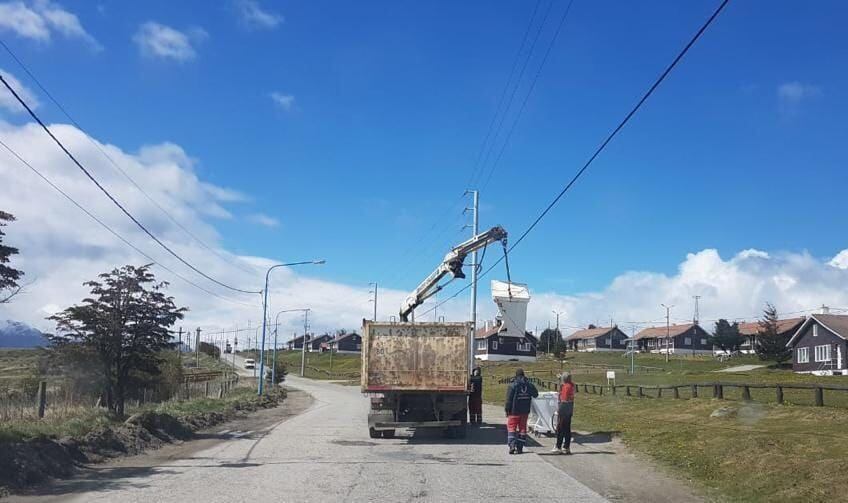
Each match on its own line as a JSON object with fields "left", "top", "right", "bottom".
{"left": 0, "top": 211, "right": 24, "bottom": 303}
{"left": 539, "top": 328, "right": 563, "bottom": 354}
{"left": 709, "top": 319, "right": 745, "bottom": 353}
{"left": 755, "top": 303, "right": 792, "bottom": 365}
{"left": 49, "top": 265, "right": 186, "bottom": 417}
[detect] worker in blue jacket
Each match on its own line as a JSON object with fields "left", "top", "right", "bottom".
{"left": 504, "top": 368, "right": 538, "bottom": 454}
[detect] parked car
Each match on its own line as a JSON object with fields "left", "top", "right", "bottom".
{"left": 243, "top": 358, "right": 255, "bottom": 369}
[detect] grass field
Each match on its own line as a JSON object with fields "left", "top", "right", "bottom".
{"left": 237, "top": 349, "right": 361, "bottom": 380}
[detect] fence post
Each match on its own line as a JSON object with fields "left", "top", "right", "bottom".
{"left": 815, "top": 386, "right": 824, "bottom": 407}
{"left": 612, "top": 385, "right": 617, "bottom": 396}
{"left": 742, "top": 385, "right": 751, "bottom": 401}
{"left": 599, "top": 385, "right": 604, "bottom": 396}
{"left": 717, "top": 384, "right": 724, "bottom": 400}
{"left": 673, "top": 387, "right": 680, "bottom": 399}
{"left": 37, "top": 381, "right": 47, "bottom": 419}
{"left": 205, "top": 381, "right": 210, "bottom": 398}
{"left": 625, "top": 386, "right": 631, "bottom": 397}
{"left": 657, "top": 388, "right": 663, "bottom": 399}
{"left": 638, "top": 386, "right": 644, "bottom": 398}
{"left": 776, "top": 385, "right": 783, "bottom": 405}
{"left": 691, "top": 384, "right": 698, "bottom": 399}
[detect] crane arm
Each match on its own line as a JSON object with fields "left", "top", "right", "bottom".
{"left": 399, "top": 225, "right": 507, "bottom": 321}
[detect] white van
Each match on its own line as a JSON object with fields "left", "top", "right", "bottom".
{"left": 243, "top": 358, "right": 255, "bottom": 369}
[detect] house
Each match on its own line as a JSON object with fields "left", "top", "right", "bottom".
{"left": 566, "top": 325, "right": 629, "bottom": 352}
{"left": 474, "top": 280, "right": 536, "bottom": 362}
{"left": 331, "top": 332, "right": 362, "bottom": 354}
{"left": 474, "top": 322, "right": 537, "bottom": 362}
{"left": 308, "top": 334, "right": 334, "bottom": 352}
{"left": 633, "top": 323, "right": 712, "bottom": 354}
{"left": 735, "top": 317, "right": 804, "bottom": 354}
{"left": 786, "top": 314, "right": 848, "bottom": 375}
{"left": 286, "top": 334, "right": 310, "bottom": 351}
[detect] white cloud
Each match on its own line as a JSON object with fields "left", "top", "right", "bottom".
{"left": 133, "top": 22, "right": 207, "bottom": 62}
{"left": 247, "top": 213, "right": 279, "bottom": 228}
{"left": 829, "top": 250, "right": 848, "bottom": 270}
{"left": 777, "top": 82, "right": 821, "bottom": 104}
{"left": 235, "top": 0, "right": 283, "bottom": 30}
{"left": 0, "top": 0, "right": 100, "bottom": 49}
{"left": 270, "top": 92, "right": 294, "bottom": 111}
{"left": 523, "top": 248, "right": 848, "bottom": 337}
{"left": 0, "top": 69, "right": 40, "bottom": 113}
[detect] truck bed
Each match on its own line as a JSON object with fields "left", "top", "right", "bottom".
{"left": 361, "top": 322, "right": 471, "bottom": 392}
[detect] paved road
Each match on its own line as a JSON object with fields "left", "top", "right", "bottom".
{"left": 715, "top": 364, "right": 766, "bottom": 373}
{"left": 14, "top": 375, "right": 606, "bottom": 503}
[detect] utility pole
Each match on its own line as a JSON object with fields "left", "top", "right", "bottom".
{"left": 301, "top": 310, "right": 310, "bottom": 377}
{"left": 177, "top": 327, "right": 183, "bottom": 368}
{"left": 551, "top": 310, "right": 564, "bottom": 354}
{"left": 693, "top": 295, "right": 701, "bottom": 325}
{"left": 661, "top": 304, "right": 673, "bottom": 363}
{"left": 195, "top": 327, "right": 201, "bottom": 368}
{"left": 464, "top": 189, "right": 479, "bottom": 375}
{"left": 630, "top": 325, "right": 636, "bottom": 375}
{"left": 369, "top": 282, "right": 378, "bottom": 321}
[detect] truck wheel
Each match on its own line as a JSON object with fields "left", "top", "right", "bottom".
{"left": 382, "top": 430, "right": 395, "bottom": 439}
{"left": 369, "top": 427, "right": 381, "bottom": 439}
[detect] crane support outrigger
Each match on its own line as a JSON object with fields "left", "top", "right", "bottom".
{"left": 399, "top": 225, "right": 507, "bottom": 321}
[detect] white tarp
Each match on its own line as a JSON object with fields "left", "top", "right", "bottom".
{"left": 491, "top": 280, "right": 530, "bottom": 338}
{"left": 491, "top": 280, "right": 530, "bottom": 300}
{"left": 528, "top": 391, "right": 559, "bottom": 435}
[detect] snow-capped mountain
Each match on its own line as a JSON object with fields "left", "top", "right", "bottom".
{"left": 0, "top": 320, "right": 48, "bottom": 348}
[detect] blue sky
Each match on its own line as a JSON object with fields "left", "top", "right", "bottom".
{"left": 2, "top": 0, "right": 848, "bottom": 332}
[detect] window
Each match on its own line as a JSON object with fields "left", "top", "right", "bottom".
{"left": 700, "top": 338, "right": 707, "bottom": 345}
{"left": 605, "top": 337, "right": 612, "bottom": 345}
{"left": 815, "top": 344, "right": 831, "bottom": 362}
{"left": 356, "top": 343, "right": 362, "bottom": 350}
{"left": 476, "top": 340, "right": 486, "bottom": 351}
{"left": 684, "top": 337, "right": 692, "bottom": 345}
{"left": 492, "top": 340, "right": 498, "bottom": 350}
{"left": 797, "top": 347, "right": 809, "bottom": 364}
{"left": 517, "top": 341, "right": 530, "bottom": 352}
{"left": 813, "top": 325, "right": 819, "bottom": 337}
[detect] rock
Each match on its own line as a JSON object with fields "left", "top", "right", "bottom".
{"left": 710, "top": 406, "right": 737, "bottom": 418}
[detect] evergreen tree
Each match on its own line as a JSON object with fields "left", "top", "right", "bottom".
{"left": 709, "top": 319, "right": 745, "bottom": 353}
{"left": 755, "top": 303, "right": 792, "bottom": 364}
{"left": 539, "top": 328, "right": 563, "bottom": 354}
{"left": 0, "top": 211, "right": 23, "bottom": 303}
{"left": 49, "top": 265, "right": 186, "bottom": 417}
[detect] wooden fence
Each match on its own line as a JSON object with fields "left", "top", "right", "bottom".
{"left": 496, "top": 376, "right": 848, "bottom": 408}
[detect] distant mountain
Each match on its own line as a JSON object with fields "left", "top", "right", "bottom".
{"left": 0, "top": 320, "right": 49, "bottom": 348}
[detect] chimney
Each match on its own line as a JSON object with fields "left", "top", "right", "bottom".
{"left": 821, "top": 305, "right": 830, "bottom": 314}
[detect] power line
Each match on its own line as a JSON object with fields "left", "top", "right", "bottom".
{"left": 418, "top": 0, "right": 731, "bottom": 318}
{"left": 465, "top": 0, "right": 544, "bottom": 188}
{"left": 470, "top": 0, "right": 556, "bottom": 189}
{"left": 0, "top": 73, "right": 261, "bottom": 295}
{"left": 0, "top": 139, "right": 259, "bottom": 308}
{"left": 0, "top": 39, "right": 260, "bottom": 277}
{"left": 480, "top": 0, "right": 576, "bottom": 191}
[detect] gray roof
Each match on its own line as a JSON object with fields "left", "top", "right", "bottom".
{"left": 787, "top": 314, "right": 848, "bottom": 346}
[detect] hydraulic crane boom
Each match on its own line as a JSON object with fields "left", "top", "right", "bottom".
{"left": 399, "top": 225, "right": 507, "bottom": 322}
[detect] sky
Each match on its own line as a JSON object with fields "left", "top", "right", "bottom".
{"left": 1, "top": 0, "right": 848, "bottom": 343}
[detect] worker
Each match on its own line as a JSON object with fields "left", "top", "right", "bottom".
{"left": 468, "top": 366, "right": 483, "bottom": 424}
{"left": 552, "top": 372, "right": 575, "bottom": 454}
{"left": 504, "top": 368, "right": 538, "bottom": 454}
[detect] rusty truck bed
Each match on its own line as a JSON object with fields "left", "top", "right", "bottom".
{"left": 361, "top": 321, "right": 471, "bottom": 393}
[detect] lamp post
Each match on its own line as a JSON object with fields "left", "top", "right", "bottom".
{"left": 661, "top": 303, "right": 674, "bottom": 363}
{"left": 272, "top": 308, "right": 309, "bottom": 386}
{"left": 258, "top": 260, "right": 325, "bottom": 395}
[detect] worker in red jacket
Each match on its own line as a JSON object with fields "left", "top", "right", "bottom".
{"left": 504, "top": 368, "right": 538, "bottom": 454}
{"left": 468, "top": 366, "right": 483, "bottom": 424}
{"left": 553, "top": 372, "right": 575, "bottom": 454}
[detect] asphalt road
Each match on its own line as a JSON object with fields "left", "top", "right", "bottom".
{"left": 11, "top": 370, "right": 607, "bottom": 503}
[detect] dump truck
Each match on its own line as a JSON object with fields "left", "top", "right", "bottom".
{"left": 362, "top": 226, "right": 509, "bottom": 439}
{"left": 362, "top": 321, "right": 472, "bottom": 438}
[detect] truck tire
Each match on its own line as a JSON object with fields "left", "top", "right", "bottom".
{"left": 381, "top": 429, "right": 396, "bottom": 439}
{"left": 369, "top": 427, "right": 381, "bottom": 439}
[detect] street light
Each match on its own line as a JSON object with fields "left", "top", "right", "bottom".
{"left": 272, "top": 308, "right": 310, "bottom": 386}
{"left": 258, "top": 259, "right": 325, "bottom": 395}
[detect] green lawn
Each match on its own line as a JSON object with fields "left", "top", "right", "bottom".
{"left": 237, "top": 349, "right": 361, "bottom": 380}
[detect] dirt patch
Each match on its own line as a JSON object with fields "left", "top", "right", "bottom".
{"left": 0, "top": 390, "right": 286, "bottom": 496}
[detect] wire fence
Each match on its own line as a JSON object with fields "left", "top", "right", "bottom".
{"left": 0, "top": 372, "right": 241, "bottom": 422}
